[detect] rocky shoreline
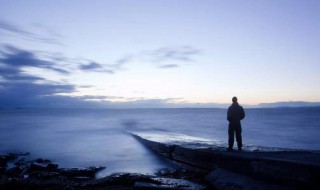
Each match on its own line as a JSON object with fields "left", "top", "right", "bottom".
{"left": 0, "top": 152, "right": 212, "bottom": 189}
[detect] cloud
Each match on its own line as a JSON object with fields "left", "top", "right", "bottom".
{"left": 76, "top": 95, "right": 110, "bottom": 101}
{"left": 257, "top": 101, "right": 320, "bottom": 108}
{"left": 118, "top": 46, "right": 201, "bottom": 69}
{"left": 78, "top": 55, "right": 139, "bottom": 74}
{"left": 0, "top": 45, "right": 70, "bottom": 76}
{"left": 80, "top": 62, "right": 102, "bottom": 70}
{"left": 0, "top": 44, "right": 82, "bottom": 106}
{"left": 112, "top": 46, "right": 201, "bottom": 69}
{"left": 0, "top": 45, "right": 78, "bottom": 107}
{"left": 0, "top": 20, "right": 62, "bottom": 45}
{"left": 159, "top": 64, "right": 179, "bottom": 69}
{"left": 148, "top": 46, "right": 200, "bottom": 63}
{"left": 94, "top": 55, "right": 134, "bottom": 72}
{"left": 0, "top": 44, "right": 206, "bottom": 108}
{"left": 79, "top": 62, "right": 114, "bottom": 74}
{"left": 114, "top": 55, "right": 133, "bottom": 68}
{"left": 0, "top": 45, "right": 130, "bottom": 108}
{"left": 0, "top": 44, "right": 115, "bottom": 75}
{"left": 0, "top": 77, "right": 78, "bottom": 108}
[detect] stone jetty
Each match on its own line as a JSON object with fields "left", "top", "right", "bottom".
{"left": 132, "top": 132, "right": 320, "bottom": 190}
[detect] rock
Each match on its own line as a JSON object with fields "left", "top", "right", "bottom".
{"left": 35, "top": 158, "right": 51, "bottom": 164}
{"left": 6, "top": 166, "right": 24, "bottom": 178}
{"left": 82, "top": 173, "right": 158, "bottom": 187}
{"left": 153, "top": 177, "right": 207, "bottom": 190}
{"left": 6, "top": 152, "right": 30, "bottom": 161}
{"left": 157, "top": 168, "right": 178, "bottom": 176}
{"left": 5, "top": 153, "right": 18, "bottom": 161}
{"left": 63, "top": 186, "right": 75, "bottom": 190}
{"left": 36, "top": 171, "right": 60, "bottom": 180}
{"left": 134, "top": 181, "right": 178, "bottom": 189}
{"left": 59, "top": 167, "right": 97, "bottom": 178}
{"left": 72, "top": 176, "right": 92, "bottom": 181}
{"left": 14, "top": 158, "right": 27, "bottom": 167}
{"left": 29, "top": 163, "right": 47, "bottom": 172}
{"left": 0, "top": 156, "right": 7, "bottom": 167}
{"left": 205, "top": 168, "right": 289, "bottom": 190}
{"left": 250, "top": 160, "right": 311, "bottom": 184}
{"left": 0, "top": 167, "right": 6, "bottom": 175}
{"left": 89, "top": 166, "right": 106, "bottom": 172}
{"left": 36, "top": 158, "right": 45, "bottom": 163}
{"left": 46, "top": 163, "right": 59, "bottom": 170}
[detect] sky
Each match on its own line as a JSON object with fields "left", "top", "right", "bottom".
{"left": 0, "top": 0, "right": 319, "bottom": 108}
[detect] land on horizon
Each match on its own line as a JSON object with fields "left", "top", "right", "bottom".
{"left": 1, "top": 101, "right": 320, "bottom": 109}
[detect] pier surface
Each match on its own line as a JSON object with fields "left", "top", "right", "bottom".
{"left": 132, "top": 132, "right": 320, "bottom": 189}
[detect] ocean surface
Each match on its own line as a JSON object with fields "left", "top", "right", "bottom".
{"left": 1, "top": 107, "right": 320, "bottom": 176}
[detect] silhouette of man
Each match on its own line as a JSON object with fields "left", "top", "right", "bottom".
{"left": 227, "top": 96, "right": 245, "bottom": 151}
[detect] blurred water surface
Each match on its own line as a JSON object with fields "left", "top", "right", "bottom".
{"left": 1, "top": 108, "right": 320, "bottom": 175}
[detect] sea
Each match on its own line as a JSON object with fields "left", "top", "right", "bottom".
{"left": 1, "top": 107, "right": 320, "bottom": 176}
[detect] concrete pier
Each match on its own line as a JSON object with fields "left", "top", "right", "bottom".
{"left": 132, "top": 132, "right": 320, "bottom": 189}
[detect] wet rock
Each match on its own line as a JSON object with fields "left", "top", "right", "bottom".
{"left": 29, "top": 163, "right": 47, "bottom": 172}
{"left": 35, "top": 158, "right": 51, "bottom": 164}
{"left": 5, "top": 153, "right": 18, "bottom": 161}
{"left": 32, "top": 171, "right": 60, "bottom": 180}
{"left": 0, "top": 167, "right": 6, "bottom": 175}
{"left": 59, "top": 167, "right": 98, "bottom": 178}
{"left": 134, "top": 181, "right": 178, "bottom": 189}
{"left": 153, "top": 177, "right": 207, "bottom": 190}
{"left": 36, "top": 158, "right": 45, "bottom": 163}
{"left": 72, "top": 176, "right": 92, "bottom": 181}
{"left": 157, "top": 168, "right": 178, "bottom": 176}
{"left": 205, "top": 168, "right": 289, "bottom": 190}
{"left": 14, "top": 158, "right": 28, "bottom": 167}
{"left": 250, "top": 160, "right": 311, "bottom": 184}
{"left": 156, "top": 168, "right": 208, "bottom": 184}
{"left": 46, "top": 163, "right": 59, "bottom": 170}
{"left": 0, "top": 156, "right": 7, "bottom": 167}
{"left": 82, "top": 173, "right": 158, "bottom": 187}
{"left": 63, "top": 186, "right": 74, "bottom": 190}
{"left": 5, "top": 152, "right": 30, "bottom": 161}
{"left": 6, "top": 166, "right": 24, "bottom": 178}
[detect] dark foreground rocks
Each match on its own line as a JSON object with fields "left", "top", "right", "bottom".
{"left": 0, "top": 153, "right": 212, "bottom": 190}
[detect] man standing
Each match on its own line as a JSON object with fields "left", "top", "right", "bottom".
{"left": 227, "top": 97, "right": 245, "bottom": 151}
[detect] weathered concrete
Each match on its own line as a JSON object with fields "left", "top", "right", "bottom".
{"left": 132, "top": 132, "right": 320, "bottom": 189}
{"left": 205, "top": 168, "right": 289, "bottom": 190}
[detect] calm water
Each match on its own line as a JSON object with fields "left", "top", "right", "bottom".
{"left": 1, "top": 107, "right": 320, "bottom": 175}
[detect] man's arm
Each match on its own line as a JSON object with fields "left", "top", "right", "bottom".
{"left": 227, "top": 107, "right": 231, "bottom": 122}
{"left": 240, "top": 106, "right": 245, "bottom": 120}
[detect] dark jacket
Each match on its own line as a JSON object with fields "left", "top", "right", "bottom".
{"left": 227, "top": 103, "right": 245, "bottom": 124}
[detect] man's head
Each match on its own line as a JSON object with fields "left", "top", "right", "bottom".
{"left": 232, "top": 96, "right": 238, "bottom": 103}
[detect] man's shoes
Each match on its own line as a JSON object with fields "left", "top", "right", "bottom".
{"left": 227, "top": 147, "right": 233, "bottom": 152}
{"left": 238, "top": 147, "right": 242, "bottom": 151}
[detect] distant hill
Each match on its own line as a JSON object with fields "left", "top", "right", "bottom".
{"left": 257, "top": 101, "right": 320, "bottom": 108}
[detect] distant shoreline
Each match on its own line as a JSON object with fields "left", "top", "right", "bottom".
{"left": 1, "top": 106, "right": 320, "bottom": 110}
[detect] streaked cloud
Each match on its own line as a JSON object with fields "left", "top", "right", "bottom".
{"left": 111, "top": 46, "right": 201, "bottom": 70}
{"left": 79, "top": 62, "right": 114, "bottom": 74}
{"left": 0, "top": 44, "right": 188, "bottom": 108}
{"left": 0, "top": 45, "right": 70, "bottom": 78}
{"left": 149, "top": 46, "right": 200, "bottom": 63}
{"left": 80, "top": 62, "right": 103, "bottom": 70}
{"left": 0, "top": 20, "right": 62, "bottom": 45}
{"left": 159, "top": 64, "right": 179, "bottom": 69}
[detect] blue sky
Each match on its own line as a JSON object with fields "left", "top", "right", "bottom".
{"left": 0, "top": 0, "right": 319, "bottom": 108}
